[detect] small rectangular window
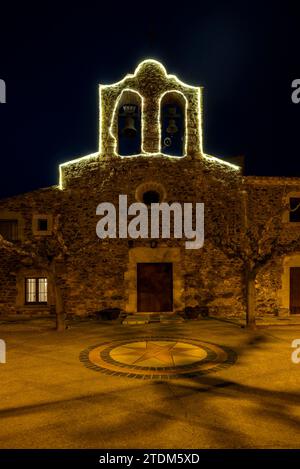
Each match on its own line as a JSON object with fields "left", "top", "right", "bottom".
{"left": 25, "top": 278, "right": 48, "bottom": 304}
{"left": 32, "top": 214, "right": 52, "bottom": 235}
{"left": 0, "top": 219, "right": 18, "bottom": 241}
{"left": 290, "top": 198, "right": 300, "bottom": 222}
{"left": 38, "top": 219, "right": 48, "bottom": 231}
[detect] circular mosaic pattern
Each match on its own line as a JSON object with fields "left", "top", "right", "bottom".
{"left": 80, "top": 337, "right": 237, "bottom": 379}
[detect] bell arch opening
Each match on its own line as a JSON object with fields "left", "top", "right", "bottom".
{"left": 116, "top": 90, "right": 142, "bottom": 156}
{"left": 160, "top": 91, "right": 186, "bottom": 157}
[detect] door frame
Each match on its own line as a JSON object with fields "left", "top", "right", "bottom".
{"left": 124, "top": 247, "right": 184, "bottom": 315}
{"left": 279, "top": 253, "right": 300, "bottom": 315}
{"left": 137, "top": 262, "right": 173, "bottom": 313}
{"left": 290, "top": 267, "right": 300, "bottom": 314}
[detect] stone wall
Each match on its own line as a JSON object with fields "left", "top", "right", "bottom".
{"left": 244, "top": 177, "right": 300, "bottom": 316}
{"left": 0, "top": 154, "right": 246, "bottom": 319}
{"left": 1, "top": 157, "right": 300, "bottom": 320}
{"left": 0, "top": 187, "right": 60, "bottom": 316}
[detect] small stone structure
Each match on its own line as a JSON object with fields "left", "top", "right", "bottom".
{"left": 0, "top": 60, "right": 300, "bottom": 322}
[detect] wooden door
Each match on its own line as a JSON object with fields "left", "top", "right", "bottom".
{"left": 137, "top": 263, "right": 173, "bottom": 313}
{"left": 290, "top": 267, "right": 300, "bottom": 314}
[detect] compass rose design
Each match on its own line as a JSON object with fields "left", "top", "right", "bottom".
{"left": 80, "top": 337, "right": 237, "bottom": 379}
{"left": 109, "top": 340, "right": 208, "bottom": 367}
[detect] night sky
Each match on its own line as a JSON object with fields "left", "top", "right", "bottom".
{"left": 0, "top": 1, "right": 298, "bottom": 198}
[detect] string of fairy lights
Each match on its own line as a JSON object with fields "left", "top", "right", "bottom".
{"left": 58, "top": 59, "right": 240, "bottom": 190}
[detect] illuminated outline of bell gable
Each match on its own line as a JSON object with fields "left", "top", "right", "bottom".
{"left": 100, "top": 59, "right": 201, "bottom": 157}
{"left": 58, "top": 59, "right": 240, "bottom": 190}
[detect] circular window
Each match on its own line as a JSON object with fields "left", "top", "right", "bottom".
{"left": 135, "top": 181, "right": 167, "bottom": 204}
{"left": 142, "top": 190, "right": 160, "bottom": 205}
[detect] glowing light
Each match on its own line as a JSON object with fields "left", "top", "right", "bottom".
{"left": 203, "top": 153, "right": 241, "bottom": 171}
{"left": 198, "top": 87, "right": 203, "bottom": 155}
{"left": 108, "top": 88, "right": 191, "bottom": 158}
{"left": 157, "top": 90, "right": 188, "bottom": 157}
{"left": 58, "top": 59, "right": 238, "bottom": 190}
{"left": 100, "top": 59, "right": 203, "bottom": 158}
{"left": 100, "top": 59, "right": 199, "bottom": 92}
{"left": 108, "top": 88, "right": 145, "bottom": 156}
{"left": 58, "top": 152, "right": 99, "bottom": 190}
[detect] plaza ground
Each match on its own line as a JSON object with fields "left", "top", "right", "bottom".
{"left": 0, "top": 317, "right": 299, "bottom": 449}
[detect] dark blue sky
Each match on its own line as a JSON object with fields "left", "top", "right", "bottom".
{"left": 0, "top": 0, "right": 298, "bottom": 198}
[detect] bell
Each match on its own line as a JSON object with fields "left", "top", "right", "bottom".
{"left": 168, "top": 107, "right": 177, "bottom": 117}
{"left": 166, "top": 118, "right": 178, "bottom": 134}
{"left": 123, "top": 116, "right": 137, "bottom": 138}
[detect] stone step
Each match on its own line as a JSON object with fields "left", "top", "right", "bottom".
{"left": 122, "top": 313, "right": 184, "bottom": 325}
{"left": 160, "top": 313, "right": 185, "bottom": 324}
{"left": 122, "top": 314, "right": 150, "bottom": 325}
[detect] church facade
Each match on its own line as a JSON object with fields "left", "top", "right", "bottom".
{"left": 0, "top": 60, "right": 300, "bottom": 323}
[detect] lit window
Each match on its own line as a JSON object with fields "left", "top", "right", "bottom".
{"left": 25, "top": 278, "right": 48, "bottom": 304}
{"left": 290, "top": 198, "right": 300, "bottom": 222}
{"left": 0, "top": 219, "right": 18, "bottom": 241}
